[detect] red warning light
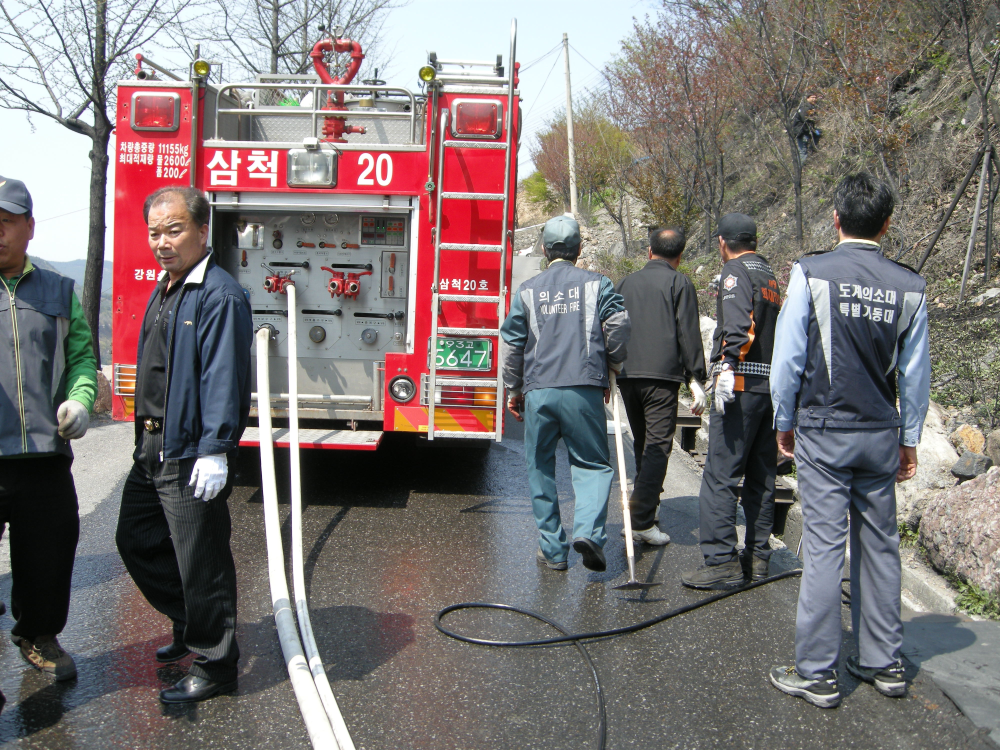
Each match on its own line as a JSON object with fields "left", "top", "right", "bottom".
{"left": 453, "top": 100, "right": 501, "bottom": 138}
{"left": 131, "top": 92, "right": 180, "bottom": 132}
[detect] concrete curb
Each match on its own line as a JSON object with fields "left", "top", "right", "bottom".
{"left": 900, "top": 549, "right": 960, "bottom": 615}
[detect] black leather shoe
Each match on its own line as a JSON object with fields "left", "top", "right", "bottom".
{"left": 572, "top": 537, "right": 607, "bottom": 572}
{"left": 156, "top": 641, "right": 191, "bottom": 663}
{"left": 159, "top": 674, "right": 237, "bottom": 704}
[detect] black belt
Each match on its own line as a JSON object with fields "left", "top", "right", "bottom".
{"left": 141, "top": 417, "right": 163, "bottom": 433}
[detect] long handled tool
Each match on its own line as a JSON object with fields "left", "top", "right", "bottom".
{"left": 609, "top": 371, "right": 661, "bottom": 592}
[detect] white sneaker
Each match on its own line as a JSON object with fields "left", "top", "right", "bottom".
{"left": 621, "top": 526, "right": 671, "bottom": 545}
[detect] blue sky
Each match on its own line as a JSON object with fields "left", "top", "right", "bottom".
{"left": 0, "top": 0, "right": 653, "bottom": 261}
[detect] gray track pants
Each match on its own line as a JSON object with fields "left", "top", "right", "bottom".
{"left": 794, "top": 426, "right": 902, "bottom": 679}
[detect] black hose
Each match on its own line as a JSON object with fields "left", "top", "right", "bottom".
{"left": 434, "top": 568, "right": 803, "bottom": 750}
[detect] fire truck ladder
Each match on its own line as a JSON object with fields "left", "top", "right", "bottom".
{"left": 426, "top": 19, "right": 516, "bottom": 442}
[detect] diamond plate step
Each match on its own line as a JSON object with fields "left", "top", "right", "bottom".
{"left": 439, "top": 243, "right": 502, "bottom": 252}
{"left": 437, "top": 327, "right": 500, "bottom": 336}
{"left": 241, "top": 427, "right": 382, "bottom": 451}
{"left": 439, "top": 294, "right": 501, "bottom": 303}
{"left": 443, "top": 140, "right": 508, "bottom": 150}
{"left": 441, "top": 192, "right": 504, "bottom": 201}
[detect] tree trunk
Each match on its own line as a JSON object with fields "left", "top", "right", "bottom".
{"left": 81, "top": 0, "right": 110, "bottom": 368}
{"left": 271, "top": 0, "right": 280, "bottom": 74}
{"left": 83, "top": 127, "right": 111, "bottom": 369}
{"left": 705, "top": 207, "right": 712, "bottom": 256}
{"left": 789, "top": 132, "right": 804, "bottom": 248}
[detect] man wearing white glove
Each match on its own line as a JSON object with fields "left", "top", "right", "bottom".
{"left": 615, "top": 227, "right": 707, "bottom": 545}
{"left": 116, "top": 187, "right": 252, "bottom": 705}
{"left": 0, "top": 176, "right": 97, "bottom": 683}
{"left": 682, "top": 214, "right": 781, "bottom": 590}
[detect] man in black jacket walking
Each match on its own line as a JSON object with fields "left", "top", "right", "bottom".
{"left": 615, "top": 227, "right": 707, "bottom": 545}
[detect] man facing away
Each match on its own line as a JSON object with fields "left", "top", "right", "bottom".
{"left": 615, "top": 227, "right": 707, "bottom": 546}
{"left": 0, "top": 177, "right": 96, "bottom": 683}
{"left": 768, "top": 173, "right": 930, "bottom": 708}
{"left": 501, "top": 215, "right": 631, "bottom": 572}
{"left": 682, "top": 213, "right": 781, "bottom": 589}
{"left": 116, "top": 187, "right": 253, "bottom": 704}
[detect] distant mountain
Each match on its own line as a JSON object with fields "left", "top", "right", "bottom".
{"left": 31, "top": 257, "right": 113, "bottom": 296}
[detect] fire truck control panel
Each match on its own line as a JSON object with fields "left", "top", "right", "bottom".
{"left": 221, "top": 211, "right": 411, "bottom": 361}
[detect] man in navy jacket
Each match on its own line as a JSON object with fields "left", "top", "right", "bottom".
{"left": 116, "top": 187, "right": 252, "bottom": 704}
{"left": 768, "top": 173, "right": 930, "bottom": 708}
{"left": 501, "top": 215, "right": 630, "bottom": 572}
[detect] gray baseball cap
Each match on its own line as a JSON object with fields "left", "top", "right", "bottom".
{"left": 0, "top": 177, "right": 32, "bottom": 215}
{"left": 542, "top": 214, "right": 581, "bottom": 251}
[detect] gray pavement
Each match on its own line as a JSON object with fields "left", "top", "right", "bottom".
{"left": 0, "top": 414, "right": 996, "bottom": 749}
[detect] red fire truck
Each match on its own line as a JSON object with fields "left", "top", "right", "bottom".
{"left": 111, "top": 22, "right": 520, "bottom": 451}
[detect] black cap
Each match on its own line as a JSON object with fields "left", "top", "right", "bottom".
{"left": 713, "top": 212, "right": 756, "bottom": 242}
{"left": 0, "top": 177, "right": 32, "bottom": 215}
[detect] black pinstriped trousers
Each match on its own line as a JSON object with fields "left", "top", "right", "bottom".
{"left": 116, "top": 430, "right": 239, "bottom": 682}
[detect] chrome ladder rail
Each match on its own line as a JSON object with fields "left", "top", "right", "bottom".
{"left": 427, "top": 19, "right": 517, "bottom": 443}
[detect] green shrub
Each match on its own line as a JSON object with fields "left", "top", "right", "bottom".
{"left": 949, "top": 574, "right": 1000, "bottom": 619}
{"left": 898, "top": 521, "right": 920, "bottom": 548}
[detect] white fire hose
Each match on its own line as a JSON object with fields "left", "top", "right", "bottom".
{"left": 286, "top": 283, "right": 356, "bottom": 750}
{"left": 256, "top": 326, "right": 337, "bottom": 748}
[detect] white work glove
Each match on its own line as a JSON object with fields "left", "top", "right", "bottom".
{"left": 57, "top": 400, "right": 90, "bottom": 440}
{"left": 189, "top": 454, "right": 228, "bottom": 501}
{"left": 689, "top": 380, "right": 708, "bottom": 416}
{"left": 714, "top": 368, "right": 736, "bottom": 414}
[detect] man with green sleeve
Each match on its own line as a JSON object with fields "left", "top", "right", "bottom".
{"left": 501, "top": 215, "right": 631, "bottom": 572}
{"left": 0, "top": 176, "right": 97, "bottom": 683}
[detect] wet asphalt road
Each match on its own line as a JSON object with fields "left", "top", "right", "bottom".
{"left": 0, "top": 415, "right": 995, "bottom": 750}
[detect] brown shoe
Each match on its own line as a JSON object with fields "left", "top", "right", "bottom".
{"left": 16, "top": 635, "right": 77, "bottom": 680}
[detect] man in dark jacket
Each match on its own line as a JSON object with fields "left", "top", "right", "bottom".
{"left": 682, "top": 213, "right": 781, "bottom": 589}
{"left": 768, "top": 173, "right": 929, "bottom": 708}
{"left": 501, "top": 215, "right": 630, "bottom": 572}
{"left": 792, "top": 93, "right": 821, "bottom": 163}
{"left": 615, "top": 227, "right": 707, "bottom": 545}
{"left": 116, "top": 187, "right": 253, "bottom": 704}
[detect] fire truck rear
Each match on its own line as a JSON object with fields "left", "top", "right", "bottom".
{"left": 111, "top": 23, "right": 521, "bottom": 451}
